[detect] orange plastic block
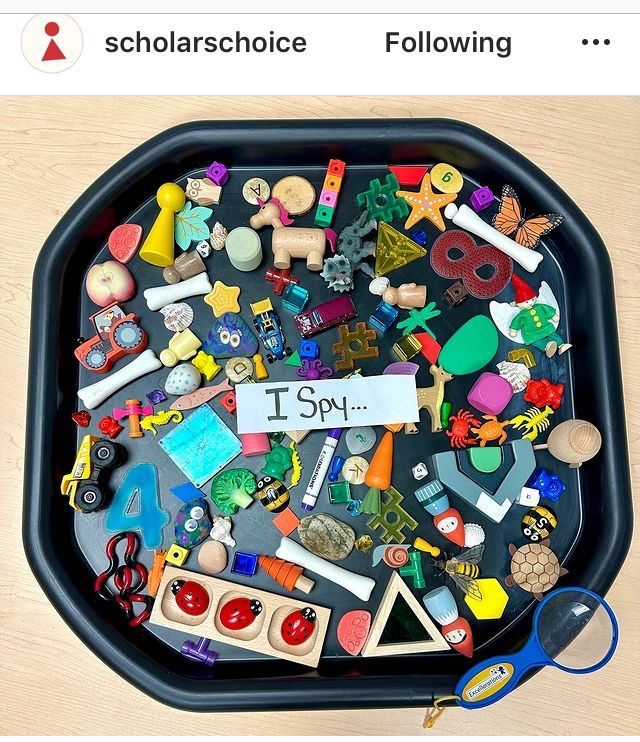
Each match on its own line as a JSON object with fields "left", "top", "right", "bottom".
{"left": 272, "top": 507, "right": 300, "bottom": 536}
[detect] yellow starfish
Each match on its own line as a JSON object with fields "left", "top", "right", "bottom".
{"left": 204, "top": 280, "right": 241, "bottom": 317}
{"left": 396, "top": 173, "right": 457, "bottom": 231}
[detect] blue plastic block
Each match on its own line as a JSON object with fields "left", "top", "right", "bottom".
{"left": 368, "top": 301, "right": 399, "bottom": 334}
{"left": 281, "top": 283, "right": 309, "bottom": 313}
{"left": 410, "top": 229, "right": 428, "bottom": 246}
{"left": 299, "top": 339, "right": 319, "bottom": 360}
{"left": 231, "top": 551, "right": 259, "bottom": 576}
{"left": 171, "top": 482, "right": 204, "bottom": 503}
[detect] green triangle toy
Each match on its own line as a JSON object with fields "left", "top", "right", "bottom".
{"left": 284, "top": 350, "right": 302, "bottom": 367}
{"left": 375, "top": 222, "right": 427, "bottom": 277}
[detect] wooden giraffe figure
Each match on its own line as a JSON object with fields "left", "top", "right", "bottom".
{"left": 416, "top": 365, "right": 454, "bottom": 432}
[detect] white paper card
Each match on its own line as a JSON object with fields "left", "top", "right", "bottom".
{"left": 236, "top": 375, "right": 419, "bottom": 434}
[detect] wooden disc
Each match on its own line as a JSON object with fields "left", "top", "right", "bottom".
{"left": 272, "top": 176, "right": 316, "bottom": 216}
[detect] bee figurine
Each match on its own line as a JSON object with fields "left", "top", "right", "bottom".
{"left": 185, "top": 177, "right": 222, "bottom": 207}
{"left": 256, "top": 476, "right": 290, "bottom": 513}
{"left": 521, "top": 505, "right": 557, "bottom": 542}
{"left": 433, "top": 544, "right": 485, "bottom": 601}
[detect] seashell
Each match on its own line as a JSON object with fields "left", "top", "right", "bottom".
{"left": 159, "top": 302, "right": 194, "bottom": 332}
{"left": 382, "top": 544, "right": 410, "bottom": 568}
{"left": 496, "top": 360, "right": 531, "bottom": 393}
{"left": 209, "top": 515, "right": 236, "bottom": 547}
{"left": 209, "top": 221, "right": 228, "bottom": 251}
{"left": 464, "top": 523, "right": 486, "bottom": 548}
{"left": 368, "top": 276, "right": 390, "bottom": 296}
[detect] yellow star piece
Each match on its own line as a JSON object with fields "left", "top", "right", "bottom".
{"left": 396, "top": 173, "right": 457, "bottom": 231}
{"left": 204, "top": 281, "right": 241, "bottom": 317}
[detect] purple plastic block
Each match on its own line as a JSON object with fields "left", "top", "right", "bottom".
{"left": 181, "top": 637, "right": 218, "bottom": 666}
{"left": 467, "top": 372, "right": 514, "bottom": 415}
{"left": 146, "top": 388, "right": 167, "bottom": 404}
{"left": 319, "top": 188, "right": 338, "bottom": 208}
{"left": 470, "top": 186, "right": 494, "bottom": 212}
{"left": 206, "top": 161, "right": 229, "bottom": 186}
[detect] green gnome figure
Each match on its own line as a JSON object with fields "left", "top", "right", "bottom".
{"left": 509, "top": 276, "right": 572, "bottom": 357}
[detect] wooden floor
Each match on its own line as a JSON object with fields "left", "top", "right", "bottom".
{"left": 0, "top": 96, "right": 638, "bottom": 736}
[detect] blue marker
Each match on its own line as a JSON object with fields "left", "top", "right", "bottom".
{"left": 301, "top": 429, "right": 343, "bottom": 511}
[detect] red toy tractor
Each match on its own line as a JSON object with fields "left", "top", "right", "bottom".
{"left": 75, "top": 302, "right": 147, "bottom": 372}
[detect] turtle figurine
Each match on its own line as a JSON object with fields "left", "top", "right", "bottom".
{"left": 504, "top": 539, "right": 568, "bottom": 600}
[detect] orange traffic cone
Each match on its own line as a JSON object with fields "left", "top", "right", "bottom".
{"left": 364, "top": 431, "right": 393, "bottom": 490}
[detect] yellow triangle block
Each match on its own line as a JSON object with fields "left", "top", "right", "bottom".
{"left": 375, "top": 222, "right": 427, "bottom": 277}
{"left": 361, "top": 572, "right": 449, "bottom": 657}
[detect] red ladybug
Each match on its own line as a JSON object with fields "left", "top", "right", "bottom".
{"left": 219, "top": 597, "right": 262, "bottom": 630}
{"left": 170, "top": 579, "right": 210, "bottom": 616}
{"left": 281, "top": 607, "right": 316, "bottom": 646}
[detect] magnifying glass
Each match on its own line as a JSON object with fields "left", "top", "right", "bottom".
{"left": 455, "top": 587, "right": 618, "bottom": 709}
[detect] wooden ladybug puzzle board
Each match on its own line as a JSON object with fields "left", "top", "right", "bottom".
{"left": 24, "top": 120, "right": 632, "bottom": 711}
{"left": 149, "top": 567, "right": 331, "bottom": 668}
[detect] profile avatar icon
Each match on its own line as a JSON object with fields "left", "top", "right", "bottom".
{"left": 42, "top": 22, "right": 66, "bottom": 62}
{"left": 22, "top": 14, "right": 83, "bottom": 73}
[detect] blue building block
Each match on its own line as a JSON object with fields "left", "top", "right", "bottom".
{"left": 231, "top": 551, "right": 259, "bottom": 576}
{"left": 369, "top": 300, "right": 399, "bottom": 334}
{"left": 299, "top": 339, "right": 320, "bottom": 360}
{"left": 281, "top": 283, "right": 310, "bottom": 313}
{"left": 526, "top": 467, "right": 566, "bottom": 502}
{"left": 410, "top": 229, "right": 428, "bottom": 246}
{"left": 170, "top": 482, "right": 205, "bottom": 503}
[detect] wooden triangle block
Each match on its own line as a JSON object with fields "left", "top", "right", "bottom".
{"left": 361, "top": 572, "right": 449, "bottom": 657}
{"left": 375, "top": 222, "right": 427, "bottom": 277}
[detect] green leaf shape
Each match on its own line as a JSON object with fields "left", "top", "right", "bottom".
{"left": 174, "top": 201, "right": 213, "bottom": 251}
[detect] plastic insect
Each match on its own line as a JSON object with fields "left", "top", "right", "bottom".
{"left": 434, "top": 545, "right": 485, "bottom": 600}
{"left": 171, "top": 579, "right": 210, "bottom": 616}
{"left": 509, "top": 405, "right": 554, "bottom": 441}
{"left": 471, "top": 415, "right": 510, "bottom": 446}
{"left": 492, "top": 184, "right": 564, "bottom": 249}
{"left": 256, "top": 476, "right": 290, "bottom": 512}
{"left": 446, "top": 409, "right": 481, "bottom": 449}
{"left": 521, "top": 505, "right": 557, "bottom": 542}
{"left": 280, "top": 607, "right": 316, "bottom": 646}
{"left": 140, "top": 409, "right": 183, "bottom": 435}
{"left": 396, "top": 302, "right": 441, "bottom": 337}
{"left": 219, "top": 597, "right": 263, "bottom": 630}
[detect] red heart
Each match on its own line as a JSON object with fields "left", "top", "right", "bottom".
{"left": 108, "top": 224, "right": 143, "bottom": 263}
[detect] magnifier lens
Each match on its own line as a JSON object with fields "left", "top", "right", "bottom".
{"left": 536, "top": 589, "right": 616, "bottom": 671}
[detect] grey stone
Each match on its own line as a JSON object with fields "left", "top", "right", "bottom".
{"left": 298, "top": 513, "right": 355, "bottom": 561}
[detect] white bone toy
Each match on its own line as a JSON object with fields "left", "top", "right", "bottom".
{"left": 276, "top": 537, "right": 375, "bottom": 602}
{"left": 444, "top": 204, "right": 543, "bottom": 273}
{"left": 144, "top": 272, "right": 212, "bottom": 311}
{"left": 77, "top": 349, "right": 162, "bottom": 409}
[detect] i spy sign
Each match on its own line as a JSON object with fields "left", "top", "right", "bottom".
{"left": 236, "top": 375, "right": 419, "bottom": 434}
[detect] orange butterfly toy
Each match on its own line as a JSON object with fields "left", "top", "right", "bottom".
{"left": 492, "top": 185, "right": 564, "bottom": 249}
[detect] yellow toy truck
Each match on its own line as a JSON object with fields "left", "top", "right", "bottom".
{"left": 60, "top": 435, "right": 125, "bottom": 513}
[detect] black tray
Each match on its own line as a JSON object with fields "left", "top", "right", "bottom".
{"left": 24, "top": 119, "right": 632, "bottom": 712}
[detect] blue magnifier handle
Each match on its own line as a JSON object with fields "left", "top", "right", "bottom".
{"left": 455, "top": 636, "right": 548, "bottom": 709}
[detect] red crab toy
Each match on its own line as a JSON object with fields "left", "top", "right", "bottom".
{"left": 446, "top": 409, "right": 481, "bottom": 449}
{"left": 523, "top": 378, "right": 565, "bottom": 410}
